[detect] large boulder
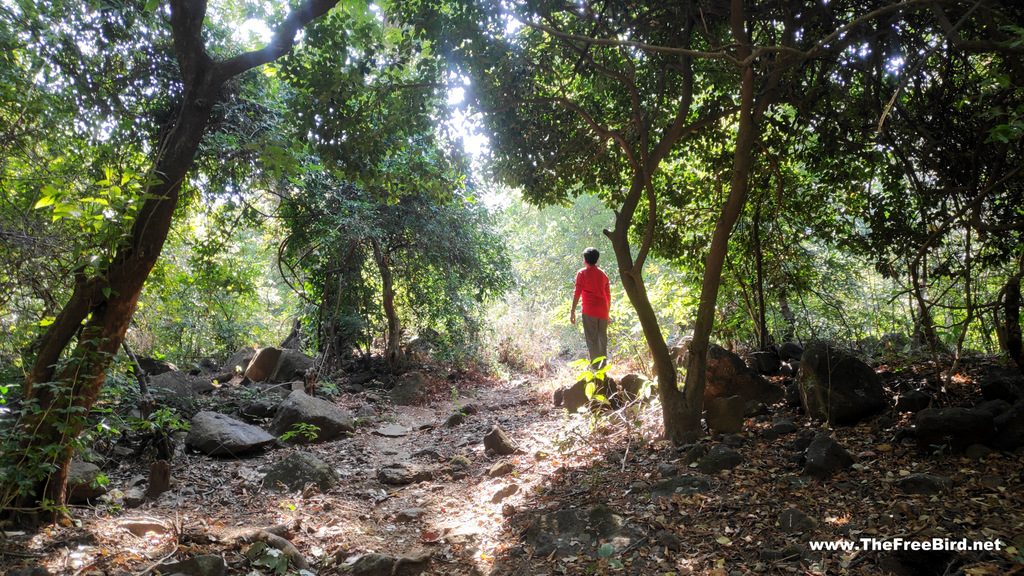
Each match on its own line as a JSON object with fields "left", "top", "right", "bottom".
{"left": 270, "top": 349, "right": 316, "bottom": 383}
{"left": 797, "top": 342, "right": 887, "bottom": 425}
{"left": 269, "top": 391, "right": 354, "bottom": 443}
{"left": 994, "top": 400, "right": 1024, "bottom": 450}
{"left": 705, "top": 395, "right": 746, "bottom": 434}
{"left": 915, "top": 407, "right": 997, "bottom": 453}
{"left": 185, "top": 411, "right": 276, "bottom": 456}
{"left": 136, "top": 357, "right": 178, "bottom": 376}
{"left": 149, "top": 371, "right": 213, "bottom": 399}
{"left": 224, "top": 347, "right": 257, "bottom": 374}
{"left": 677, "top": 339, "right": 783, "bottom": 404}
{"left": 390, "top": 371, "right": 428, "bottom": 406}
{"left": 244, "top": 347, "right": 282, "bottom": 382}
{"left": 67, "top": 460, "right": 108, "bottom": 503}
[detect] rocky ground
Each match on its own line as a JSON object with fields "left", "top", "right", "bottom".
{"left": 1, "top": 355, "right": 1023, "bottom": 576}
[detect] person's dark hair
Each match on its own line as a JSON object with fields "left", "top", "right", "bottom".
{"left": 583, "top": 247, "right": 599, "bottom": 265}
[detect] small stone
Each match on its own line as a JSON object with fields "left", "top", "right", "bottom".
{"left": 396, "top": 508, "right": 426, "bottom": 522}
{"left": 502, "top": 503, "right": 516, "bottom": 517}
{"left": 375, "top": 424, "right": 410, "bottom": 437}
{"left": 483, "top": 425, "right": 516, "bottom": 455}
{"left": 778, "top": 507, "right": 817, "bottom": 533}
{"left": 772, "top": 419, "right": 798, "bottom": 434}
{"left": 444, "top": 413, "right": 466, "bottom": 428}
{"left": 657, "top": 462, "right": 679, "bottom": 477}
{"left": 491, "top": 484, "right": 519, "bottom": 503}
{"left": 488, "top": 460, "right": 515, "bottom": 477}
{"left": 980, "top": 475, "right": 1004, "bottom": 489}
{"left": 894, "top": 473, "right": 953, "bottom": 495}
{"left": 964, "top": 444, "right": 994, "bottom": 460}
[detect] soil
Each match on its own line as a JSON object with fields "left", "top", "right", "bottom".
{"left": 1, "top": 357, "right": 1022, "bottom": 576}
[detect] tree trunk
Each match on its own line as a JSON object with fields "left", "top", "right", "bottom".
{"left": 12, "top": 0, "right": 341, "bottom": 518}
{"left": 753, "top": 201, "right": 768, "bottom": 350}
{"left": 371, "top": 239, "right": 405, "bottom": 366}
{"left": 678, "top": 0, "right": 763, "bottom": 443}
{"left": 1004, "top": 277, "right": 1023, "bottom": 376}
{"left": 607, "top": 174, "right": 687, "bottom": 443}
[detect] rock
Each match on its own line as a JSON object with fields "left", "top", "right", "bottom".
{"left": 352, "top": 553, "right": 396, "bottom": 576}
{"left": 488, "top": 460, "right": 515, "bottom": 477}
{"left": 965, "top": 444, "right": 994, "bottom": 460}
{"left": 244, "top": 347, "right": 282, "bottom": 382}
{"left": 124, "top": 487, "right": 146, "bottom": 508}
{"left": 772, "top": 419, "right": 798, "bottom": 434}
{"left": 797, "top": 342, "right": 887, "bottom": 425}
{"left": 785, "top": 381, "right": 803, "bottom": 408}
{"left": 67, "top": 461, "right": 108, "bottom": 503}
{"left": 655, "top": 530, "right": 683, "bottom": 551}
{"left": 721, "top": 434, "right": 745, "bottom": 448}
{"left": 241, "top": 399, "right": 277, "bottom": 419}
{"left": 701, "top": 344, "right": 784, "bottom": 403}
{"left": 390, "top": 371, "right": 427, "bottom": 406}
{"left": 483, "top": 425, "right": 516, "bottom": 455}
{"left": 396, "top": 508, "right": 426, "bottom": 522}
{"left": 792, "top": 429, "right": 817, "bottom": 452}
{"left": 444, "top": 413, "right": 466, "bottom": 428}
{"left": 894, "top": 390, "right": 931, "bottom": 413}
{"left": 915, "top": 407, "right": 997, "bottom": 453}
{"left": 354, "top": 404, "right": 377, "bottom": 419}
{"left": 894, "top": 473, "right": 953, "bottom": 495}
{"left": 979, "top": 371, "right": 1024, "bottom": 403}
{"left": 556, "top": 377, "right": 614, "bottom": 412}
{"left": 651, "top": 475, "right": 712, "bottom": 499}
{"left": 159, "top": 555, "right": 226, "bottom": 576}
{"left": 697, "top": 445, "right": 743, "bottom": 474}
{"left": 377, "top": 462, "right": 433, "bottom": 485}
{"left": 618, "top": 373, "right": 651, "bottom": 401}
{"left": 491, "top": 484, "right": 519, "bottom": 503}
{"left": 657, "top": 462, "right": 679, "bottom": 477}
{"left": 977, "top": 399, "right": 1012, "bottom": 418}
{"left": 502, "top": 503, "right": 516, "bottom": 517}
{"left": 9, "top": 568, "right": 51, "bottom": 576}
{"left": 374, "top": 424, "right": 410, "bottom": 437}
{"left": 803, "top": 433, "right": 853, "bottom": 479}
{"left": 994, "top": 400, "right": 1024, "bottom": 450}
{"left": 778, "top": 341, "right": 804, "bottom": 362}
{"left": 223, "top": 347, "right": 256, "bottom": 374}
{"left": 270, "top": 349, "right": 316, "bottom": 383}
{"left": 269, "top": 391, "right": 355, "bottom": 443}
{"left": 149, "top": 371, "right": 210, "bottom": 400}
{"left": 705, "top": 395, "right": 746, "bottom": 434}
{"left": 523, "top": 506, "right": 645, "bottom": 559}
{"left": 185, "top": 412, "right": 276, "bottom": 456}
{"left": 745, "top": 400, "right": 770, "bottom": 417}
{"left": 980, "top": 475, "right": 1004, "bottom": 489}
{"left": 448, "top": 455, "right": 472, "bottom": 471}
{"left": 264, "top": 451, "right": 339, "bottom": 492}
{"left": 749, "top": 350, "right": 781, "bottom": 375}
{"left": 137, "top": 357, "right": 178, "bottom": 376}
{"left": 680, "top": 444, "right": 708, "bottom": 465}
{"left": 778, "top": 507, "right": 817, "bottom": 533}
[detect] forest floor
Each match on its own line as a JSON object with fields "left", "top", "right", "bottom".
{"left": 1, "top": 357, "right": 1023, "bottom": 576}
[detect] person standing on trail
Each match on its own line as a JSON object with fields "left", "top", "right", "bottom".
{"left": 570, "top": 247, "right": 612, "bottom": 369}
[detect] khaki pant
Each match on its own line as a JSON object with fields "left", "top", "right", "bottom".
{"left": 581, "top": 314, "right": 608, "bottom": 369}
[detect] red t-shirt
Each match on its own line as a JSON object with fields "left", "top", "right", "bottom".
{"left": 574, "top": 264, "right": 611, "bottom": 320}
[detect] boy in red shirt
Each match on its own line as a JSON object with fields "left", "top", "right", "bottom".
{"left": 570, "top": 247, "right": 612, "bottom": 369}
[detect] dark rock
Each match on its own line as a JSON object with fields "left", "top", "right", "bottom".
{"left": 618, "top": 373, "right": 651, "bottom": 401}
{"left": 995, "top": 400, "right": 1024, "bottom": 450}
{"left": 223, "top": 347, "right": 256, "bottom": 375}
{"left": 377, "top": 462, "right": 432, "bottom": 485}
{"left": 681, "top": 444, "right": 708, "bottom": 465}
{"left": 894, "top": 390, "right": 931, "bottom": 413}
{"left": 778, "top": 342, "right": 804, "bottom": 362}
{"left": 160, "top": 555, "right": 225, "bottom": 576}
{"left": 523, "top": 506, "right": 644, "bottom": 559}
{"left": 697, "top": 445, "right": 743, "bottom": 474}
{"left": 352, "top": 553, "right": 396, "bottom": 576}
{"left": 980, "top": 475, "right": 1004, "bottom": 489}
{"left": 721, "top": 434, "right": 745, "bottom": 448}
{"left": 977, "top": 399, "right": 1012, "bottom": 418}
{"left": 792, "top": 429, "right": 817, "bottom": 452}
{"left": 268, "top": 391, "right": 355, "bottom": 443}
{"left": 894, "top": 473, "right": 953, "bottom": 495}
{"left": 67, "top": 461, "right": 107, "bottom": 503}
{"left": 803, "top": 433, "right": 853, "bottom": 479}
{"left": 10, "top": 567, "right": 52, "bottom": 576}
{"left": 390, "top": 372, "right": 427, "bottom": 406}
{"left": 557, "top": 377, "right": 614, "bottom": 413}
{"left": 655, "top": 530, "right": 683, "bottom": 551}
{"left": 749, "top": 350, "right": 781, "bottom": 375}
{"left": 797, "top": 342, "right": 887, "bottom": 425}
{"left": 269, "top": 349, "right": 316, "bottom": 384}
{"left": 785, "top": 381, "right": 803, "bottom": 408}
{"left": 244, "top": 347, "right": 282, "bottom": 382}
{"left": 772, "top": 419, "right": 798, "bottom": 434}
{"left": 149, "top": 371, "right": 210, "bottom": 400}
{"left": 650, "top": 475, "right": 712, "bottom": 499}
{"left": 483, "top": 425, "right": 516, "bottom": 455}
{"left": 186, "top": 412, "right": 276, "bottom": 456}
{"left": 702, "top": 344, "right": 785, "bottom": 403}
{"left": 778, "top": 507, "right": 817, "bottom": 533}
{"left": 745, "top": 400, "right": 770, "bottom": 417}
{"left": 965, "top": 444, "right": 994, "bottom": 460}
{"left": 444, "top": 413, "right": 466, "bottom": 428}
{"left": 915, "top": 407, "right": 997, "bottom": 453}
{"left": 124, "top": 487, "right": 146, "bottom": 508}
{"left": 264, "top": 451, "right": 339, "bottom": 492}
{"left": 762, "top": 428, "right": 779, "bottom": 441}
{"left": 979, "top": 371, "right": 1024, "bottom": 403}
{"left": 705, "top": 395, "right": 746, "bottom": 434}
{"left": 354, "top": 404, "right": 377, "bottom": 419}
{"left": 657, "top": 462, "right": 679, "bottom": 477}
{"left": 241, "top": 400, "right": 277, "bottom": 419}
{"left": 137, "top": 357, "right": 178, "bottom": 376}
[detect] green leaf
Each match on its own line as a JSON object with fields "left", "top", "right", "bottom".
{"left": 598, "top": 543, "right": 614, "bottom": 558}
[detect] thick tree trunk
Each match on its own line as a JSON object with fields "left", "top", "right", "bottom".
{"left": 678, "top": 0, "right": 762, "bottom": 443}
{"left": 371, "top": 239, "right": 405, "bottom": 366}
{"left": 13, "top": 0, "right": 340, "bottom": 519}
{"left": 1004, "top": 277, "right": 1023, "bottom": 376}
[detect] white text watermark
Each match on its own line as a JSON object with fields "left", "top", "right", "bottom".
{"left": 809, "top": 538, "right": 1003, "bottom": 552}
